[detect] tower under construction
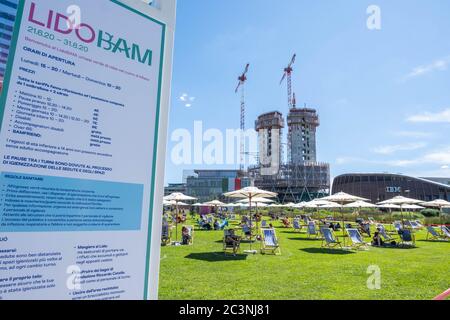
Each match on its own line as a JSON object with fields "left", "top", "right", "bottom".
{"left": 249, "top": 54, "right": 330, "bottom": 203}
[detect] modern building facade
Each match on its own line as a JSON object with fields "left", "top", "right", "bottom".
{"left": 287, "top": 107, "right": 319, "bottom": 164}
{"left": 164, "top": 183, "right": 187, "bottom": 197}
{"left": 186, "top": 170, "right": 251, "bottom": 203}
{"left": 332, "top": 173, "right": 450, "bottom": 203}
{"left": 0, "top": 0, "right": 17, "bottom": 84}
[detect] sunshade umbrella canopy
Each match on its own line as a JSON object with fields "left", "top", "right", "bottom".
{"left": 224, "top": 187, "right": 277, "bottom": 253}
{"left": 322, "top": 192, "right": 368, "bottom": 203}
{"left": 378, "top": 196, "right": 423, "bottom": 205}
{"left": 401, "top": 204, "right": 425, "bottom": 210}
{"left": 164, "top": 192, "right": 197, "bottom": 201}
{"left": 377, "top": 204, "right": 401, "bottom": 209}
{"left": 379, "top": 196, "right": 423, "bottom": 227}
{"left": 320, "top": 202, "right": 343, "bottom": 209}
{"left": 293, "top": 202, "right": 308, "bottom": 208}
{"left": 422, "top": 199, "right": 450, "bottom": 225}
{"left": 422, "top": 199, "right": 450, "bottom": 208}
{"left": 344, "top": 201, "right": 377, "bottom": 209}
{"left": 238, "top": 197, "right": 275, "bottom": 204}
{"left": 224, "top": 187, "right": 277, "bottom": 199}
{"left": 322, "top": 192, "right": 368, "bottom": 246}
{"left": 204, "top": 200, "right": 226, "bottom": 206}
{"left": 163, "top": 193, "right": 197, "bottom": 244}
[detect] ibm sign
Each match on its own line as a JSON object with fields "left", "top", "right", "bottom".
{"left": 386, "top": 187, "right": 402, "bottom": 193}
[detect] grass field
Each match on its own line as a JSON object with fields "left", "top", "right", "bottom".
{"left": 158, "top": 217, "right": 449, "bottom": 300}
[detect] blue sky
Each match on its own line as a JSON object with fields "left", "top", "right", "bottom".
{"left": 165, "top": 0, "right": 450, "bottom": 185}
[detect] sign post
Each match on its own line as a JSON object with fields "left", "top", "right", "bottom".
{"left": 0, "top": 0, "right": 176, "bottom": 300}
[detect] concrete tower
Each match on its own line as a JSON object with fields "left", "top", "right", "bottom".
{"left": 287, "top": 107, "right": 320, "bottom": 164}
{"left": 255, "top": 111, "right": 284, "bottom": 175}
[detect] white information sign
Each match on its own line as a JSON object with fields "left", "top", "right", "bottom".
{"left": 0, "top": 0, "right": 175, "bottom": 300}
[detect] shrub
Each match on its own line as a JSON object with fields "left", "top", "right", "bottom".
{"left": 420, "top": 209, "right": 440, "bottom": 217}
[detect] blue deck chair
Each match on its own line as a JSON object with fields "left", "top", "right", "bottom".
{"left": 398, "top": 229, "right": 415, "bottom": 247}
{"left": 219, "top": 219, "right": 229, "bottom": 230}
{"left": 320, "top": 228, "right": 342, "bottom": 249}
{"left": 346, "top": 228, "right": 368, "bottom": 250}
{"left": 441, "top": 226, "right": 450, "bottom": 239}
{"left": 414, "top": 220, "right": 424, "bottom": 228}
{"left": 260, "top": 228, "right": 281, "bottom": 255}
{"left": 377, "top": 224, "right": 395, "bottom": 242}
{"left": 426, "top": 226, "right": 444, "bottom": 241}
{"left": 261, "top": 220, "right": 268, "bottom": 228}
{"left": 393, "top": 222, "right": 403, "bottom": 232}
{"left": 293, "top": 219, "right": 302, "bottom": 232}
{"left": 307, "top": 221, "right": 320, "bottom": 238}
{"left": 161, "top": 224, "right": 171, "bottom": 246}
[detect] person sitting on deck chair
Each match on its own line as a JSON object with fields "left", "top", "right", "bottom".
{"left": 282, "top": 217, "right": 291, "bottom": 228}
{"left": 213, "top": 219, "right": 220, "bottom": 230}
{"left": 181, "top": 226, "right": 191, "bottom": 245}
{"left": 224, "top": 229, "right": 240, "bottom": 255}
{"left": 372, "top": 231, "right": 384, "bottom": 247}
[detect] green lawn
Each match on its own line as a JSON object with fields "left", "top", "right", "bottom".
{"left": 158, "top": 218, "right": 449, "bottom": 300}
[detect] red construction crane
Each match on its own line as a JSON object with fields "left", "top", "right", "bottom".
{"left": 235, "top": 63, "right": 250, "bottom": 171}
{"left": 280, "top": 54, "right": 297, "bottom": 110}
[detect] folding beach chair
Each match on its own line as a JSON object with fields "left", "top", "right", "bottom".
{"left": 260, "top": 228, "right": 281, "bottom": 255}
{"left": 261, "top": 220, "right": 268, "bottom": 228}
{"left": 410, "top": 221, "right": 423, "bottom": 229}
{"left": 241, "top": 224, "right": 255, "bottom": 241}
{"left": 404, "top": 221, "right": 421, "bottom": 230}
{"left": 398, "top": 229, "right": 415, "bottom": 247}
{"left": 320, "top": 228, "right": 342, "bottom": 249}
{"left": 293, "top": 219, "right": 302, "bottom": 232}
{"left": 223, "top": 229, "right": 241, "bottom": 255}
{"left": 377, "top": 224, "right": 395, "bottom": 242}
{"left": 393, "top": 222, "right": 403, "bottom": 232}
{"left": 368, "top": 217, "right": 376, "bottom": 225}
{"left": 441, "top": 226, "right": 450, "bottom": 239}
{"left": 426, "top": 226, "right": 445, "bottom": 241}
{"left": 346, "top": 228, "right": 369, "bottom": 250}
{"left": 161, "top": 224, "right": 172, "bottom": 246}
{"left": 414, "top": 220, "right": 424, "bottom": 228}
{"left": 219, "top": 219, "right": 229, "bottom": 230}
{"left": 307, "top": 221, "right": 320, "bottom": 238}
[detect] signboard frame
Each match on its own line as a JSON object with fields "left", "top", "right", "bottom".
{"left": 0, "top": 0, "right": 176, "bottom": 300}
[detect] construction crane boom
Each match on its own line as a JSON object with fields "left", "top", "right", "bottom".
{"left": 235, "top": 63, "right": 250, "bottom": 171}
{"left": 280, "top": 53, "right": 297, "bottom": 109}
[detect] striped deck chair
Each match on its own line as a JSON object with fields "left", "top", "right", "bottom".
{"left": 426, "top": 226, "right": 445, "bottom": 241}
{"left": 377, "top": 224, "right": 395, "bottom": 242}
{"left": 261, "top": 220, "right": 268, "bottom": 228}
{"left": 293, "top": 219, "right": 302, "bottom": 232}
{"left": 260, "top": 228, "right": 281, "bottom": 255}
{"left": 393, "top": 221, "right": 403, "bottom": 232}
{"left": 320, "top": 228, "right": 342, "bottom": 249}
{"left": 398, "top": 229, "right": 415, "bottom": 247}
{"left": 441, "top": 226, "right": 450, "bottom": 239}
{"left": 414, "top": 220, "right": 424, "bottom": 228}
{"left": 307, "top": 221, "right": 320, "bottom": 238}
{"left": 346, "top": 228, "right": 369, "bottom": 250}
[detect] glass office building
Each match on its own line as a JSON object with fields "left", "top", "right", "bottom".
{"left": 333, "top": 173, "right": 450, "bottom": 203}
